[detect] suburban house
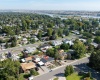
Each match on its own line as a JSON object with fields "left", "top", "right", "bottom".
{"left": 0, "top": 43, "right": 6, "bottom": 49}
{"left": 20, "top": 33, "right": 31, "bottom": 38}
{"left": 63, "top": 39, "right": 74, "bottom": 46}
{"left": 40, "top": 56, "right": 54, "bottom": 66}
{"left": 91, "top": 42, "right": 98, "bottom": 48}
{"left": 38, "top": 61, "right": 45, "bottom": 66}
{"left": 31, "top": 35, "right": 39, "bottom": 41}
{"left": 97, "top": 44, "right": 100, "bottom": 49}
{"left": 72, "top": 30, "right": 80, "bottom": 35}
{"left": 11, "top": 54, "right": 20, "bottom": 61}
{"left": 59, "top": 52, "right": 68, "bottom": 60}
{"left": 51, "top": 41, "right": 63, "bottom": 46}
{"left": 0, "top": 54, "right": 6, "bottom": 61}
{"left": 21, "top": 62, "right": 36, "bottom": 72}
{"left": 39, "top": 44, "right": 52, "bottom": 52}
{"left": 58, "top": 49, "right": 67, "bottom": 60}
{"left": 41, "top": 37, "right": 49, "bottom": 41}
{"left": 21, "top": 56, "right": 33, "bottom": 63}
{"left": 23, "top": 47, "right": 36, "bottom": 54}
{"left": 58, "top": 49, "right": 64, "bottom": 54}
{"left": 79, "top": 38, "right": 87, "bottom": 43}
{"left": 33, "top": 55, "right": 41, "bottom": 62}
{"left": 21, "top": 38, "right": 28, "bottom": 44}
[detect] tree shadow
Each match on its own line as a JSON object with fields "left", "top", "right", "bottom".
{"left": 54, "top": 72, "right": 64, "bottom": 77}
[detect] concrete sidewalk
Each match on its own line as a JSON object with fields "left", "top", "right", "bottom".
{"left": 50, "top": 76, "right": 66, "bottom": 80}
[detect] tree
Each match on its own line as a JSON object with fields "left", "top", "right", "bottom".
{"left": 73, "top": 40, "right": 86, "bottom": 58}
{"left": 69, "top": 65, "right": 74, "bottom": 74}
{"left": 87, "top": 71, "right": 91, "bottom": 78}
{"left": 47, "top": 23, "right": 53, "bottom": 28}
{"left": 94, "top": 36, "right": 100, "bottom": 44}
{"left": 15, "top": 26, "right": 20, "bottom": 35}
{"left": 89, "top": 50, "right": 100, "bottom": 71}
{"left": 92, "top": 20, "right": 99, "bottom": 27}
{"left": 54, "top": 49, "right": 60, "bottom": 61}
{"left": 57, "top": 28, "right": 63, "bottom": 37}
{"left": 63, "top": 29, "right": 69, "bottom": 36}
{"left": 86, "top": 38, "right": 92, "bottom": 45}
{"left": 87, "top": 44, "right": 94, "bottom": 53}
{"left": 64, "top": 66, "right": 70, "bottom": 77}
{"left": 11, "top": 41, "right": 16, "bottom": 47}
{"left": 30, "top": 69, "right": 39, "bottom": 76}
{"left": 0, "top": 59, "right": 20, "bottom": 80}
{"left": 64, "top": 65, "right": 74, "bottom": 77}
{"left": 46, "top": 48, "right": 54, "bottom": 57}
{"left": 46, "top": 48, "right": 60, "bottom": 61}
{"left": 11, "top": 37, "right": 17, "bottom": 47}
{"left": 83, "top": 32, "right": 93, "bottom": 38}
{"left": 95, "top": 30, "right": 100, "bottom": 36}
{"left": 47, "top": 28, "right": 53, "bottom": 37}
{"left": 2, "top": 26, "right": 15, "bottom": 36}
{"left": 60, "top": 43, "right": 69, "bottom": 50}
{"left": 22, "top": 20, "right": 27, "bottom": 31}
{"left": 5, "top": 42, "right": 9, "bottom": 48}
{"left": 37, "top": 30, "right": 42, "bottom": 40}
{"left": 30, "top": 38, "right": 35, "bottom": 43}
{"left": 50, "top": 34, "right": 57, "bottom": 40}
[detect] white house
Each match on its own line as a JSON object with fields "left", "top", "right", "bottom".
{"left": 31, "top": 36, "right": 39, "bottom": 41}
{"left": 79, "top": 38, "right": 87, "bottom": 43}
{"left": 72, "top": 30, "right": 80, "bottom": 35}
{"left": 11, "top": 54, "right": 20, "bottom": 61}
{"left": 52, "top": 41, "right": 63, "bottom": 46}
{"left": 24, "top": 47, "right": 36, "bottom": 53}
{"left": 39, "top": 44, "right": 52, "bottom": 52}
{"left": 22, "top": 38, "right": 28, "bottom": 44}
{"left": 17, "top": 36, "right": 22, "bottom": 39}
{"left": 0, "top": 54, "right": 6, "bottom": 61}
{"left": 91, "top": 42, "right": 98, "bottom": 48}
{"left": 63, "top": 39, "right": 74, "bottom": 46}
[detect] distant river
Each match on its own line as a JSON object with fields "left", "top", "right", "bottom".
{"left": 37, "top": 12, "right": 100, "bottom": 19}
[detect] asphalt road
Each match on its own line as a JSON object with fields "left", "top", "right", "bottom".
{"left": 34, "top": 57, "right": 100, "bottom": 80}
{"left": 74, "top": 63, "right": 100, "bottom": 80}
{"left": 33, "top": 57, "right": 89, "bottom": 80}
{"left": 0, "top": 33, "right": 78, "bottom": 54}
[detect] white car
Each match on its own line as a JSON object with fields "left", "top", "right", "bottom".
{"left": 28, "top": 76, "right": 34, "bottom": 80}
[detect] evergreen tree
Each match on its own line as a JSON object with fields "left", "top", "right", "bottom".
{"left": 64, "top": 65, "right": 74, "bottom": 77}
{"left": 73, "top": 40, "right": 86, "bottom": 58}
{"left": 5, "top": 42, "right": 9, "bottom": 48}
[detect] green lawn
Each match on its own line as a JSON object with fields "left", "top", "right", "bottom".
{"left": 53, "top": 77, "right": 58, "bottom": 80}
{"left": 66, "top": 72, "right": 83, "bottom": 80}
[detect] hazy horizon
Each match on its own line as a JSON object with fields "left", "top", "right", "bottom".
{"left": 0, "top": 0, "right": 100, "bottom": 11}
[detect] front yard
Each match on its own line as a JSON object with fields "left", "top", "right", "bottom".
{"left": 66, "top": 72, "right": 91, "bottom": 80}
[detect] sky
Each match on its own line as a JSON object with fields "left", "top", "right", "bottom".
{"left": 0, "top": 0, "right": 100, "bottom": 11}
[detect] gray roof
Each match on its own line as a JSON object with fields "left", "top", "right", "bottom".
{"left": 41, "top": 57, "right": 54, "bottom": 63}
{"left": 39, "top": 44, "right": 51, "bottom": 48}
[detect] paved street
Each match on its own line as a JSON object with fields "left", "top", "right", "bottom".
{"left": 33, "top": 57, "right": 100, "bottom": 80}
{"left": 74, "top": 63, "right": 100, "bottom": 80}
{"left": 33, "top": 57, "right": 88, "bottom": 80}
{"left": 0, "top": 33, "right": 78, "bottom": 54}
{"left": 0, "top": 42, "right": 41, "bottom": 54}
